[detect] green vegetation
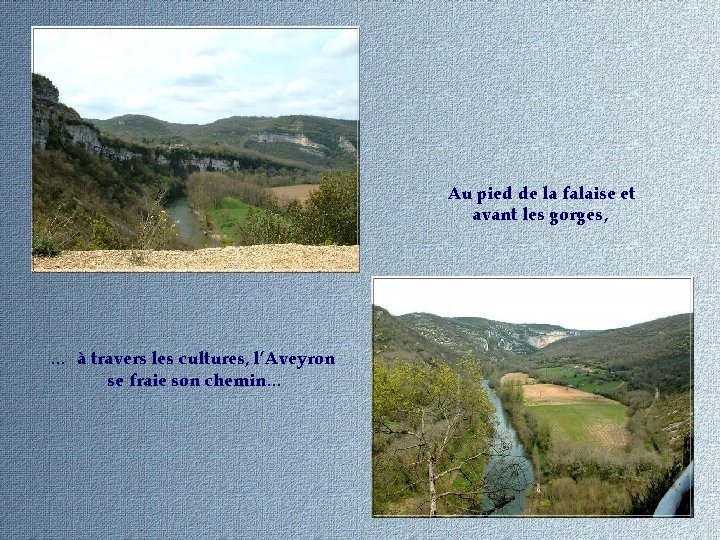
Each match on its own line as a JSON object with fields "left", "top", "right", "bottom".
{"left": 496, "top": 383, "right": 674, "bottom": 515}
{"left": 530, "top": 314, "right": 692, "bottom": 396}
{"left": 207, "top": 197, "right": 258, "bottom": 239}
{"left": 32, "top": 75, "right": 359, "bottom": 256}
{"left": 32, "top": 148, "right": 183, "bottom": 253}
{"left": 373, "top": 355, "right": 500, "bottom": 516}
{"left": 293, "top": 170, "right": 358, "bottom": 245}
{"left": 235, "top": 171, "right": 358, "bottom": 246}
{"left": 496, "top": 385, "right": 553, "bottom": 460}
{"left": 373, "top": 306, "right": 458, "bottom": 364}
{"left": 530, "top": 366, "right": 626, "bottom": 398}
{"left": 183, "top": 169, "right": 358, "bottom": 246}
{"left": 373, "top": 305, "right": 693, "bottom": 516}
{"left": 530, "top": 404, "right": 627, "bottom": 443}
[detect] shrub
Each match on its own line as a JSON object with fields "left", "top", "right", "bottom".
{"left": 133, "top": 189, "right": 180, "bottom": 250}
{"left": 235, "top": 207, "right": 295, "bottom": 245}
{"left": 31, "top": 207, "right": 82, "bottom": 256}
{"left": 295, "top": 171, "right": 358, "bottom": 245}
{"left": 32, "top": 230, "right": 60, "bottom": 256}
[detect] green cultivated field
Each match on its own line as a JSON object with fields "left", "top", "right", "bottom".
{"left": 206, "top": 197, "right": 261, "bottom": 240}
{"left": 531, "top": 403, "right": 627, "bottom": 445}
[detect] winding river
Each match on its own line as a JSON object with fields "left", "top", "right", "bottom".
{"left": 481, "top": 380, "right": 535, "bottom": 515}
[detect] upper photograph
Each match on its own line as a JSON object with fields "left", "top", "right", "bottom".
{"left": 31, "top": 27, "right": 359, "bottom": 272}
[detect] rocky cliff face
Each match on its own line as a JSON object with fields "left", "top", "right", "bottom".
{"left": 257, "top": 131, "right": 325, "bottom": 149}
{"left": 63, "top": 124, "right": 141, "bottom": 161}
{"left": 526, "top": 330, "right": 575, "bottom": 349}
{"left": 32, "top": 74, "right": 79, "bottom": 151}
{"left": 256, "top": 131, "right": 327, "bottom": 157}
{"left": 338, "top": 136, "right": 357, "bottom": 156}
{"left": 32, "top": 74, "right": 139, "bottom": 161}
{"left": 32, "top": 74, "right": 291, "bottom": 174}
{"left": 256, "top": 131, "right": 357, "bottom": 158}
{"left": 399, "top": 312, "right": 582, "bottom": 357}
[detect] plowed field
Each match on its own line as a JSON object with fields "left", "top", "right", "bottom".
{"left": 268, "top": 184, "right": 319, "bottom": 205}
{"left": 523, "top": 384, "right": 629, "bottom": 449}
{"left": 523, "top": 384, "right": 618, "bottom": 406}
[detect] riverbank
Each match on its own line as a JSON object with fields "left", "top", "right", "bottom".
{"left": 482, "top": 381, "right": 535, "bottom": 515}
{"left": 33, "top": 244, "right": 359, "bottom": 272}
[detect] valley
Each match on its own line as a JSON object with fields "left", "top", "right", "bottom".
{"left": 31, "top": 74, "right": 358, "bottom": 271}
{"left": 372, "top": 306, "right": 693, "bottom": 516}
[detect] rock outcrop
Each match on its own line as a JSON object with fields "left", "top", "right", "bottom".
{"left": 255, "top": 131, "right": 357, "bottom": 159}
{"left": 32, "top": 74, "right": 140, "bottom": 162}
{"left": 32, "top": 73, "right": 81, "bottom": 151}
{"left": 399, "top": 312, "right": 583, "bottom": 357}
{"left": 526, "top": 331, "right": 575, "bottom": 349}
{"left": 338, "top": 136, "right": 357, "bottom": 156}
{"left": 256, "top": 131, "right": 326, "bottom": 150}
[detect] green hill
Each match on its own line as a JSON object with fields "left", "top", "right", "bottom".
{"left": 372, "top": 306, "right": 459, "bottom": 364}
{"left": 374, "top": 305, "right": 693, "bottom": 400}
{"left": 89, "top": 114, "right": 358, "bottom": 170}
{"left": 529, "top": 314, "right": 693, "bottom": 395}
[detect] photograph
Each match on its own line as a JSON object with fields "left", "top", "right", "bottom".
{"left": 372, "top": 277, "right": 693, "bottom": 517}
{"left": 31, "top": 27, "right": 359, "bottom": 272}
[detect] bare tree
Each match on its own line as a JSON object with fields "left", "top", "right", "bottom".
{"left": 373, "top": 357, "right": 531, "bottom": 516}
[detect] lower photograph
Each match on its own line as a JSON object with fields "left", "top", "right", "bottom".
{"left": 371, "top": 277, "right": 693, "bottom": 517}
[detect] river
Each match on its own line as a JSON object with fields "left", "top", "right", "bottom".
{"left": 480, "top": 380, "right": 535, "bottom": 515}
{"left": 167, "top": 197, "right": 219, "bottom": 248}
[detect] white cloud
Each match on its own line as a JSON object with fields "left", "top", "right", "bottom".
{"left": 321, "top": 29, "right": 358, "bottom": 57}
{"left": 32, "top": 27, "right": 358, "bottom": 123}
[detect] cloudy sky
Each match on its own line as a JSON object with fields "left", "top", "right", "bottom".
{"left": 32, "top": 27, "right": 358, "bottom": 124}
{"left": 373, "top": 277, "right": 693, "bottom": 330}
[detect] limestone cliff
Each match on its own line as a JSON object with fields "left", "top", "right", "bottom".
{"left": 399, "top": 312, "right": 583, "bottom": 357}
{"left": 256, "top": 131, "right": 357, "bottom": 158}
{"left": 526, "top": 331, "right": 575, "bottom": 349}
{"left": 32, "top": 74, "right": 140, "bottom": 161}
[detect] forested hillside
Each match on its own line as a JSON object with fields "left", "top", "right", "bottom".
{"left": 529, "top": 314, "right": 692, "bottom": 395}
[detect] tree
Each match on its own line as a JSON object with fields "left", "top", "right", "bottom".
{"left": 296, "top": 170, "right": 357, "bottom": 245}
{"left": 372, "top": 355, "right": 530, "bottom": 516}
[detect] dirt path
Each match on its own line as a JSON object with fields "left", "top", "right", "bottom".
{"left": 33, "top": 244, "right": 359, "bottom": 272}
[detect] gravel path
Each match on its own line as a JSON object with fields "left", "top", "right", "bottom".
{"left": 33, "top": 244, "right": 359, "bottom": 272}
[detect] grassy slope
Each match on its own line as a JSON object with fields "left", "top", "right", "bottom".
{"left": 206, "top": 197, "right": 258, "bottom": 240}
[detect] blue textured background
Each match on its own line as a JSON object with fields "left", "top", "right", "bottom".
{"left": 1, "top": 1, "right": 717, "bottom": 538}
